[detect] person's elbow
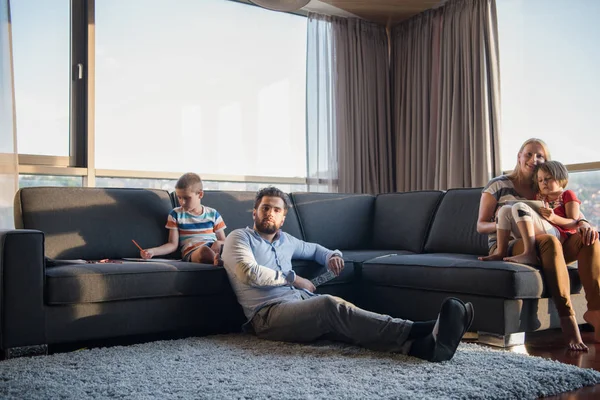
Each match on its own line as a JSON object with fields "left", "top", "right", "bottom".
{"left": 476, "top": 222, "right": 486, "bottom": 234}
{"left": 233, "top": 261, "right": 260, "bottom": 286}
{"left": 159, "top": 241, "right": 177, "bottom": 255}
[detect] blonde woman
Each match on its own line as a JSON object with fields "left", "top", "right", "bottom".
{"left": 477, "top": 138, "right": 599, "bottom": 351}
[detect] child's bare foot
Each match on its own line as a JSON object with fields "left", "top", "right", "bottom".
{"left": 560, "top": 316, "right": 588, "bottom": 351}
{"left": 478, "top": 252, "right": 505, "bottom": 261}
{"left": 503, "top": 253, "right": 539, "bottom": 266}
{"left": 583, "top": 310, "right": 600, "bottom": 343}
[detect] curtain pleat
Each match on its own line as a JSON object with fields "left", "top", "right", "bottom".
{"left": 307, "top": 14, "right": 393, "bottom": 194}
{"left": 335, "top": 17, "right": 393, "bottom": 194}
{"left": 306, "top": 14, "right": 337, "bottom": 192}
{"left": 393, "top": 0, "right": 501, "bottom": 191}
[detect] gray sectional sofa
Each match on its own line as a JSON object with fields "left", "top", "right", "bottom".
{"left": 0, "top": 186, "right": 588, "bottom": 357}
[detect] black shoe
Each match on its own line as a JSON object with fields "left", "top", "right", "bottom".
{"left": 409, "top": 298, "right": 474, "bottom": 362}
{"left": 430, "top": 297, "right": 474, "bottom": 362}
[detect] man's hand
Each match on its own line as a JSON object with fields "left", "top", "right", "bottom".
{"left": 293, "top": 276, "right": 316, "bottom": 293}
{"left": 578, "top": 222, "right": 599, "bottom": 246}
{"left": 328, "top": 255, "right": 344, "bottom": 276}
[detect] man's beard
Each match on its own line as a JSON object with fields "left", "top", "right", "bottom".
{"left": 255, "top": 217, "right": 280, "bottom": 235}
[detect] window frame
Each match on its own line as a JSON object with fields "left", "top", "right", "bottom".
{"left": 17, "top": 0, "right": 314, "bottom": 188}
{"left": 17, "top": 0, "right": 598, "bottom": 188}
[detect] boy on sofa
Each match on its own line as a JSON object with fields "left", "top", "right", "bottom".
{"left": 140, "top": 172, "right": 226, "bottom": 265}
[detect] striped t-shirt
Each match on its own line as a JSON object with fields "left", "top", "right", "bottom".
{"left": 166, "top": 206, "right": 226, "bottom": 259}
{"left": 482, "top": 175, "right": 529, "bottom": 249}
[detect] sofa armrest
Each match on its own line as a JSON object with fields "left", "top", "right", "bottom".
{"left": 0, "top": 229, "right": 46, "bottom": 349}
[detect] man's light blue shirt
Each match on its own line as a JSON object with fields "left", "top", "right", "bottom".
{"left": 222, "top": 227, "right": 342, "bottom": 322}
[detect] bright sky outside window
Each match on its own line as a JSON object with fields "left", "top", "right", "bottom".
{"left": 11, "top": 0, "right": 70, "bottom": 157}
{"left": 95, "top": 0, "right": 307, "bottom": 178}
{"left": 497, "top": 0, "right": 600, "bottom": 169}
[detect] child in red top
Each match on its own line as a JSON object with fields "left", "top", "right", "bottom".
{"left": 510, "top": 160, "right": 581, "bottom": 264}
{"left": 535, "top": 161, "right": 581, "bottom": 241}
{"left": 479, "top": 160, "right": 581, "bottom": 266}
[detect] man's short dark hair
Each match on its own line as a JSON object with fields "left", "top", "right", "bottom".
{"left": 254, "top": 186, "right": 291, "bottom": 214}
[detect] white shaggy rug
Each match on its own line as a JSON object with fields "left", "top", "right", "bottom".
{"left": 1, "top": 334, "right": 599, "bottom": 399}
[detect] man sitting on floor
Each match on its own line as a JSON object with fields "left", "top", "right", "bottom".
{"left": 221, "top": 186, "right": 474, "bottom": 362}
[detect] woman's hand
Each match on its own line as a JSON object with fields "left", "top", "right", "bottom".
{"left": 578, "top": 222, "right": 599, "bottom": 246}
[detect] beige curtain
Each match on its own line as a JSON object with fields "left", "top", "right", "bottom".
{"left": 334, "top": 17, "right": 394, "bottom": 194}
{"left": 307, "top": 14, "right": 394, "bottom": 194}
{"left": 392, "top": 0, "right": 501, "bottom": 191}
{"left": 0, "top": 0, "right": 18, "bottom": 229}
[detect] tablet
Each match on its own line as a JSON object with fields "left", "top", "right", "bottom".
{"left": 499, "top": 200, "right": 544, "bottom": 209}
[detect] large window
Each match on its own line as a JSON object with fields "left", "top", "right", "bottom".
{"left": 19, "top": 175, "right": 82, "bottom": 188}
{"left": 96, "top": 177, "right": 307, "bottom": 193}
{"left": 497, "top": 0, "right": 600, "bottom": 169}
{"left": 569, "top": 170, "right": 600, "bottom": 229}
{"left": 95, "top": 0, "right": 307, "bottom": 179}
{"left": 11, "top": 0, "right": 70, "bottom": 157}
{"left": 497, "top": 0, "right": 600, "bottom": 228}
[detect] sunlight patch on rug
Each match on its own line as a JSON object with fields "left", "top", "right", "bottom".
{"left": 1, "top": 334, "right": 599, "bottom": 399}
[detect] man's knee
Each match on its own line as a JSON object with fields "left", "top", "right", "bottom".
{"left": 315, "top": 295, "right": 349, "bottom": 316}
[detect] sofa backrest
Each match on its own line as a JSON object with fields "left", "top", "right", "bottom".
{"left": 373, "top": 191, "right": 445, "bottom": 253}
{"left": 200, "top": 190, "right": 304, "bottom": 240}
{"left": 423, "top": 187, "right": 488, "bottom": 256}
{"left": 291, "top": 192, "right": 375, "bottom": 250}
{"left": 14, "top": 187, "right": 173, "bottom": 260}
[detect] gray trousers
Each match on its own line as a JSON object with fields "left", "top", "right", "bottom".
{"left": 250, "top": 293, "right": 413, "bottom": 353}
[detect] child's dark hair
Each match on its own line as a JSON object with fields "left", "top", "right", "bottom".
{"left": 176, "top": 173, "right": 203, "bottom": 193}
{"left": 254, "top": 186, "right": 291, "bottom": 214}
{"left": 534, "top": 161, "right": 569, "bottom": 189}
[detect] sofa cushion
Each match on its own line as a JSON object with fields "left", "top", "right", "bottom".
{"left": 291, "top": 193, "right": 375, "bottom": 250}
{"left": 423, "top": 188, "right": 488, "bottom": 256}
{"left": 200, "top": 190, "right": 304, "bottom": 241}
{"left": 342, "top": 250, "right": 413, "bottom": 263}
{"left": 373, "top": 191, "right": 444, "bottom": 253}
{"left": 15, "top": 187, "right": 173, "bottom": 260}
{"left": 361, "top": 253, "right": 582, "bottom": 299}
{"left": 46, "top": 259, "right": 355, "bottom": 304}
{"left": 46, "top": 261, "right": 232, "bottom": 304}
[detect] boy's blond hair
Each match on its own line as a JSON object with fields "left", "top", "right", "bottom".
{"left": 534, "top": 161, "right": 569, "bottom": 190}
{"left": 176, "top": 173, "right": 203, "bottom": 193}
